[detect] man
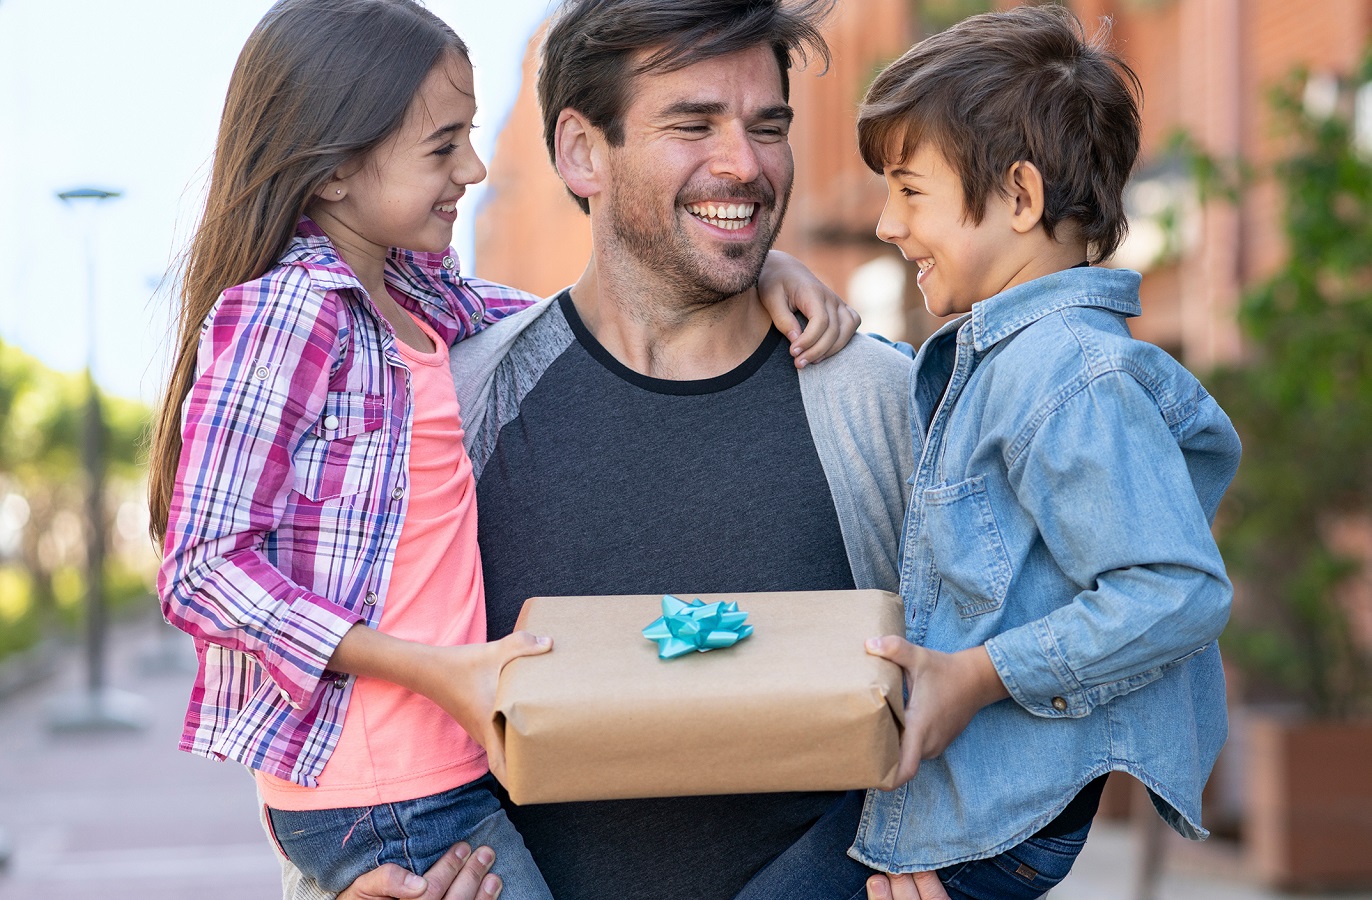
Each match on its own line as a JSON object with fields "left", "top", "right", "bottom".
{"left": 313, "top": 1, "right": 917, "bottom": 897}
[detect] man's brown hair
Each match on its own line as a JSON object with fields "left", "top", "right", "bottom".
{"left": 857, "top": 4, "right": 1141, "bottom": 263}
{"left": 538, "top": 0, "right": 834, "bottom": 214}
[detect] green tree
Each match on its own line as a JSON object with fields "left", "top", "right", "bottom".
{"left": 1211, "top": 62, "right": 1372, "bottom": 719}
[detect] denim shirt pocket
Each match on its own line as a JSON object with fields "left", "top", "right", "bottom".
{"left": 292, "top": 392, "right": 387, "bottom": 502}
{"left": 923, "top": 475, "right": 1012, "bottom": 617}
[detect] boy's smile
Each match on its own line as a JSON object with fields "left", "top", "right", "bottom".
{"left": 876, "top": 142, "right": 1024, "bottom": 318}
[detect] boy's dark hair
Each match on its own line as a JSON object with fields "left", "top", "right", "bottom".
{"left": 538, "top": 0, "right": 834, "bottom": 214}
{"left": 857, "top": 4, "right": 1141, "bottom": 263}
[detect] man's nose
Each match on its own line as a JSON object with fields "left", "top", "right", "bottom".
{"left": 710, "top": 125, "right": 763, "bottom": 183}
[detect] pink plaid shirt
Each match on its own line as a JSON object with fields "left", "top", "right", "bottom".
{"left": 158, "top": 219, "right": 537, "bottom": 785}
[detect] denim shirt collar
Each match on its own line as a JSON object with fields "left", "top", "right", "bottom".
{"left": 966, "top": 266, "right": 1142, "bottom": 352}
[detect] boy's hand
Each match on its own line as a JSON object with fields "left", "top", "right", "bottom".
{"left": 866, "top": 871, "right": 951, "bottom": 900}
{"left": 864, "top": 637, "right": 1009, "bottom": 786}
{"left": 757, "top": 249, "right": 861, "bottom": 367}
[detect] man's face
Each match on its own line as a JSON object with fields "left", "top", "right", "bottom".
{"left": 601, "top": 44, "right": 795, "bottom": 304}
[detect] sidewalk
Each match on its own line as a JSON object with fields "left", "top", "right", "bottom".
{"left": 0, "top": 614, "right": 1368, "bottom": 900}
{"left": 0, "top": 614, "right": 281, "bottom": 899}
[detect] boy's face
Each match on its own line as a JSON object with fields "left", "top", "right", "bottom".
{"left": 875, "top": 142, "right": 1020, "bottom": 318}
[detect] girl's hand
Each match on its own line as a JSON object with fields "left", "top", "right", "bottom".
{"left": 864, "top": 636, "right": 1009, "bottom": 786}
{"left": 411, "top": 633, "right": 552, "bottom": 783}
{"left": 757, "top": 250, "right": 861, "bottom": 368}
{"left": 328, "top": 625, "right": 552, "bottom": 782}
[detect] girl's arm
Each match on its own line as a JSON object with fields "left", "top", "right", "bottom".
{"left": 158, "top": 270, "right": 360, "bottom": 709}
{"left": 329, "top": 624, "right": 551, "bottom": 781}
{"left": 757, "top": 250, "right": 862, "bottom": 368}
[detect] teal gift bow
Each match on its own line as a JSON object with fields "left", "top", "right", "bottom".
{"left": 642, "top": 595, "right": 754, "bottom": 659}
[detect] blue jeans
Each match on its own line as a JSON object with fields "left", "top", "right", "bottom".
{"left": 267, "top": 774, "right": 551, "bottom": 898}
{"left": 735, "top": 790, "right": 1092, "bottom": 900}
{"left": 936, "top": 820, "right": 1093, "bottom": 900}
{"left": 735, "top": 790, "right": 876, "bottom": 900}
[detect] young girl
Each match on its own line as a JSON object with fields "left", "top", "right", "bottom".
{"left": 149, "top": 0, "right": 856, "bottom": 894}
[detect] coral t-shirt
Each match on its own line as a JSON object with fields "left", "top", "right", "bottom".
{"left": 258, "top": 312, "right": 488, "bottom": 809}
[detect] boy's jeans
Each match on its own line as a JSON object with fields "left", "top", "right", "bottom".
{"left": 736, "top": 790, "right": 1092, "bottom": 900}
{"left": 936, "top": 820, "right": 1092, "bottom": 900}
{"left": 267, "top": 774, "right": 551, "bottom": 898}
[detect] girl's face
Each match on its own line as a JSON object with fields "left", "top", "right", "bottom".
{"left": 319, "top": 52, "right": 485, "bottom": 261}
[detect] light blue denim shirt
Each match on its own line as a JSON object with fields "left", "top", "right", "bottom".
{"left": 851, "top": 266, "right": 1241, "bottom": 872}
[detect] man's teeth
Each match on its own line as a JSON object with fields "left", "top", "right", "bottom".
{"left": 686, "top": 202, "right": 756, "bottom": 230}
{"left": 916, "top": 258, "right": 934, "bottom": 272}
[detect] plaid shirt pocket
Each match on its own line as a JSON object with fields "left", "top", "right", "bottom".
{"left": 292, "top": 391, "right": 387, "bottom": 502}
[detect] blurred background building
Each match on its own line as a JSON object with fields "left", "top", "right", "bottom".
{"left": 474, "top": 0, "right": 1372, "bottom": 371}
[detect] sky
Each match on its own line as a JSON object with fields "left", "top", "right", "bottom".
{"left": 0, "top": 0, "right": 555, "bottom": 404}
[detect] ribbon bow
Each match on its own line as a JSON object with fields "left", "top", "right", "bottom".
{"left": 642, "top": 595, "right": 754, "bottom": 659}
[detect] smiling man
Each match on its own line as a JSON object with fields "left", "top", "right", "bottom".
{"left": 287, "top": 2, "right": 917, "bottom": 899}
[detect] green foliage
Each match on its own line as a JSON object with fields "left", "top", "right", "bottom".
{"left": 0, "top": 338, "right": 155, "bottom": 662}
{"left": 1208, "top": 65, "right": 1372, "bottom": 719}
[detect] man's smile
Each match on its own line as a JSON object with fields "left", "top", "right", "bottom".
{"left": 684, "top": 201, "right": 757, "bottom": 231}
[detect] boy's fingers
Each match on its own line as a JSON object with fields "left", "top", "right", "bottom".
{"left": 865, "top": 635, "right": 916, "bottom": 665}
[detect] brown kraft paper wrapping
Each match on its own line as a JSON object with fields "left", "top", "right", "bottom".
{"left": 491, "top": 589, "right": 906, "bottom": 805}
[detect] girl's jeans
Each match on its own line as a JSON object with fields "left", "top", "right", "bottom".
{"left": 267, "top": 774, "right": 551, "bottom": 898}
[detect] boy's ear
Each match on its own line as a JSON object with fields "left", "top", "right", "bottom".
{"left": 1005, "top": 160, "right": 1047, "bottom": 234}
{"left": 555, "top": 109, "right": 604, "bottom": 205}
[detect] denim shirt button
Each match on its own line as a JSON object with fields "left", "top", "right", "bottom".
{"left": 1052, "top": 696, "right": 1067, "bottom": 712}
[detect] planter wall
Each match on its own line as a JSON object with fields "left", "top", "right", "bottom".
{"left": 1245, "top": 713, "right": 1372, "bottom": 890}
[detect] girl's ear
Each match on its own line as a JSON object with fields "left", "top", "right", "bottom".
{"left": 1006, "top": 160, "right": 1047, "bottom": 234}
{"left": 314, "top": 176, "right": 348, "bottom": 203}
{"left": 555, "top": 109, "right": 603, "bottom": 204}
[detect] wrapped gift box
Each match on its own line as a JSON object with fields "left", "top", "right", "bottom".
{"left": 492, "top": 589, "right": 905, "bottom": 804}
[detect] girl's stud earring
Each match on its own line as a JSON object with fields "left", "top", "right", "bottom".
{"left": 335, "top": 189, "right": 342, "bottom": 196}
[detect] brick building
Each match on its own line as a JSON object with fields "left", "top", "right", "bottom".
{"left": 473, "top": 0, "right": 1372, "bottom": 371}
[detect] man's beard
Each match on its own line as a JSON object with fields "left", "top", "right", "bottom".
{"left": 606, "top": 175, "right": 791, "bottom": 307}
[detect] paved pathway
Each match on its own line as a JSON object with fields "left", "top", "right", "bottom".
{"left": 0, "top": 613, "right": 1369, "bottom": 900}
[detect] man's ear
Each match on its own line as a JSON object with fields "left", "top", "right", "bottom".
{"left": 1006, "top": 160, "right": 1047, "bottom": 234}
{"left": 555, "top": 109, "right": 604, "bottom": 204}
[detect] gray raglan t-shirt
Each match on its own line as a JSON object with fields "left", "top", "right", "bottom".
{"left": 475, "top": 293, "right": 856, "bottom": 900}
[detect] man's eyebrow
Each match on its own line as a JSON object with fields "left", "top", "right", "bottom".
{"left": 656, "top": 101, "right": 795, "bottom": 122}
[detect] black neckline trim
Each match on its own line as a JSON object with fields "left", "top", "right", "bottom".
{"left": 558, "top": 291, "right": 784, "bottom": 396}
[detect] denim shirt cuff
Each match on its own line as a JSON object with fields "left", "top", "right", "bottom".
{"left": 985, "top": 622, "right": 1089, "bottom": 717}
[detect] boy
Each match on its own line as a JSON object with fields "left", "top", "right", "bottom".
{"left": 854, "top": 6, "right": 1241, "bottom": 899}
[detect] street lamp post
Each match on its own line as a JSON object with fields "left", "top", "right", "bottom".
{"left": 46, "top": 186, "right": 147, "bottom": 733}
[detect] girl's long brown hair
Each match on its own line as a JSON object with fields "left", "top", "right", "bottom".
{"left": 148, "top": 0, "right": 467, "bottom": 546}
